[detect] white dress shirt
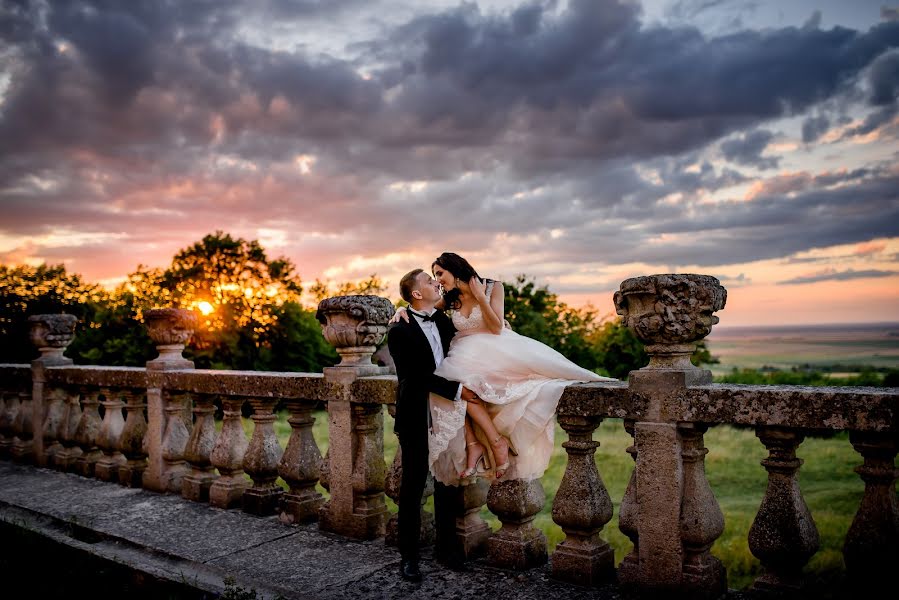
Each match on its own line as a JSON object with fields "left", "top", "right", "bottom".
{"left": 409, "top": 308, "right": 461, "bottom": 401}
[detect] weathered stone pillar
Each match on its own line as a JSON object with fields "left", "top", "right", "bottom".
{"left": 95, "top": 388, "right": 127, "bottom": 482}
{"left": 182, "top": 393, "right": 218, "bottom": 502}
{"left": 614, "top": 274, "right": 727, "bottom": 595}
{"left": 118, "top": 389, "right": 148, "bottom": 487}
{"left": 679, "top": 423, "right": 726, "bottom": 598}
{"left": 317, "top": 295, "right": 393, "bottom": 540}
{"left": 28, "top": 314, "right": 77, "bottom": 466}
{"left": 142, "top": 307, "right": 196, "bottom": 492}
{"left": 160, "top": 391, "right": 192, "bottom": 492}
{"left": 41, "top": 386, "right": 68, "bottom": 466}
{"left": 843, "top": 431, "right": 898, "bottom": 589}
{"left": 209, "top": 397, "right": 250, "bottom": 509}
{"left": 55, "top": 386, "right": 83, "bottom": 471}
{"left": 385, "top": 402, "right": 430, "bottom": 545}
{"left": 278, "top": 398, "right": 324, "bottom": 524}
{"left": 551, "top": 414, "right": 614, "bottom": 586}
{"left": 616, "top": 420, "right": 639, "bottom": 582}
{"left": 486, "top": 479, "right": 547, "bottom": 570}
{"left": 242, "top": 397, "right": 284, "bottom": 515}
{"left": 749, "top": 426, "right": 819, "bottom": 593}
{"left": 73, "top": 388, "right": 103, "bottom": 477}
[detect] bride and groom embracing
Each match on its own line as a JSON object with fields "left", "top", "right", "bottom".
{"left": 386, "top": 252, "right": 614, "bottom": 582}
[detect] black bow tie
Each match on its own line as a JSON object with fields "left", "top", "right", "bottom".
{"left": 412, "top": 310, "right": 434, "bottom": 322}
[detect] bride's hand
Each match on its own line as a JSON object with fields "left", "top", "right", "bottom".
{"left": 468, "top": 276, "right": 487, "bottom": 299}
{"left": 388, "top": 306, "right": 410, "bottom": 324}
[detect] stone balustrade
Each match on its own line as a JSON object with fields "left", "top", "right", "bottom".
{"left": 0, "top": 279, "right": 896, "bottom": 598}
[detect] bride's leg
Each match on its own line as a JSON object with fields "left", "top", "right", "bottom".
{"left": 460, "top": 417, "right": 487, "bottom": 477}
{"left": 465, "top": 402, "right": 509, "bottom": 470}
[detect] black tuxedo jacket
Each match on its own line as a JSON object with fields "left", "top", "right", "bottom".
{"left": 387, "top": 310, "right": 460, "bottom": 439}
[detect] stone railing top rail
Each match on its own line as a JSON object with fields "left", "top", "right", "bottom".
{"left": 44, "top": 365, "right": 147, "bottom": 389}
{"left": 560, "top": 381, "right": 899, "bottom": 433}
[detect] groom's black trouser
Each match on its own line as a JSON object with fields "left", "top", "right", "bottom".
{"left": 397, "top": 428, "right": 459, "bottom": 561}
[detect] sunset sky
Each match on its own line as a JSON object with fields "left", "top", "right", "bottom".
{"left": 1, "top": 0, "right": 897, "bottom": 327}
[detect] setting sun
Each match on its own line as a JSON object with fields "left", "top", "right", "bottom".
{"left": 197, "top": 301, "right": 214, "bottom": 315}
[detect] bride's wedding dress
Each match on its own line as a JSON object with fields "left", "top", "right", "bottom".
{"left": 428, "top": 282, "right": 615, "bottom": 485}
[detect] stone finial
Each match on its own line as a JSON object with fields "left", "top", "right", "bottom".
{"left": 144, "top": 308, "right": 197, "bottom": 370}
{"left": 614, "top": 274, "right": 726, "bottom": 371}
{"left": 28, "top": 314, "right": 77, "bottom": 363}
{"left": 316, "top": 295, "right": 394, "bottom": 375}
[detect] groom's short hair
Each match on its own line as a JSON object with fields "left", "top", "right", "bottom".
{"left": 399, "top": 268, "right": 424, "bottom": 302}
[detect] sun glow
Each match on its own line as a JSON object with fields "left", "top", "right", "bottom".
{"left": 196, "top": 301, "right": 214, "bottom": 315}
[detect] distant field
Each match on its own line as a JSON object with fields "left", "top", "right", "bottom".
{"left": 705, "top": 322, "right": 899, "bottom": 375}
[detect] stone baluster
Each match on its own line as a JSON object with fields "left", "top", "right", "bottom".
{"left": 453, "top": 478, "right": 491, "bottom": 559}
{"left": 617, "top": 420, "right": 639, "bottom": 583}
{"left": 349, "top": 402, "right": 388, "bottom": 536}
{"left": 74, "top": 388, "right": 103, "bottom": 477}
{"left": 209, "top": 397, "right": 250, "bottom": 509}
{"left": 614, "top": 274, "right": 727, "bottom": 595}
{"left": 843, "top": 431, "right": 899, "bottom": 589}
{"left": 95, "top": 387, "right": 127, "bottom": 482}
{"left": 142, "top": 307, "right": 196, "bottom": 493}
{"left": 679, "top": 423, "right": 726, "bottom": 597}
{"left": 41, "top": 386, "right": 68, "bottom": 465}
{"left": 748, "top": 426, "right": 819, "bottom": 593}
{"left": 28, "top": 313, "right": 76, "bottom": 466}
{"left": 384, "top": 403, "right": 436, "bottom": 547}
{"left": 551, "top": 414, "right": 614, "bottom": 585}
{"left": 278, "top": 398, "right": 325, "bottom": 524}
{"left": 485, "top": 478, "right": 548, "bottom": 570}
{"left": 55, "top": 387, "right": 83, "bottom": 471}
{"left": 11, "top": 387, "right": 34, "bottom": 462}
{"left": 316, "top": 295, "right": 393, "bottom": 539}
{"left": 242, "top": 397, "right": 284, "bottom": 515}
{"left": 0, "top": 389, "right": 20, "bottom": 458}
{"left": 182, "top": 393, "right": 218, "bottom": 502}
{"left": 160, "top": 391, "right": 192, "bottom": 493}
{"left": 118, "top": 389, "right": 148, "bottom": 487}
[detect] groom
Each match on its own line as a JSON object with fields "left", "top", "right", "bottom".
{"left": 387, "top": 268, "right": 479, "bottom": 582}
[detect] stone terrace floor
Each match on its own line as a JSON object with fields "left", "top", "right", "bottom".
{"left": 0, "top": 461, "right": 759, "bottom": 600}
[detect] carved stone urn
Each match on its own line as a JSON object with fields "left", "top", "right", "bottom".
{"left": 28, "top": 314, "right": 77, "bottom": 364}
{"left": 316, "top": 295, "right": 395, "bottom": 376}
{"left": 144, "top": 308, "right": 198, "bottom": 370}
{"left": 614, "top": 274, "right": 726, "bottom": 377}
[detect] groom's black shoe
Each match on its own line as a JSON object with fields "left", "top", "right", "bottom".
{"left": 400, "top": 558, "right": 422, "bottom": 582}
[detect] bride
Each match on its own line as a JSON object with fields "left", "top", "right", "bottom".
{"left": 394, "top": 252, "right": 615, "bottom": 485}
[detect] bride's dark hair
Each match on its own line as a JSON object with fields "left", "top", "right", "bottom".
{"left": 432, "top": 252, "right": 487, "bottom": 310}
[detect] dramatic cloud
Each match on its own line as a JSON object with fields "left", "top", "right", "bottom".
{"left": 779, "top": 268, "right": 899, "bottom": 285}
{"left": 1, "top": 0, "right": 897, "bottom": 323}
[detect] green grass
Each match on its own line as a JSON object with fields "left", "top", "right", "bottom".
{"left": 232, "top": 410, "right": 868, "bottom": 591}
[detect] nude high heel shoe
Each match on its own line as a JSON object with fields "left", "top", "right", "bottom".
{"left": 460, "top": 441, "right": 490, "bottom": 481}
{"left": 491, "top": 435, "right": 518, "bottom": 479}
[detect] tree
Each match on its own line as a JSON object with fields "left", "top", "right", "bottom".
{"left": 307, "top": 274, "right": 387, "bottom": 306}
{"left": 590, "top": 319, "right": 649, "bottom": 379}
{"left": 502, "top": 275, "right": 603, "bottom": 371}
{"left": 0, "top": 264, "right": 105, "bottom": 363}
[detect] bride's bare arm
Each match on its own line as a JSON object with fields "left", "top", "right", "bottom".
{"left": 469, "top": 277, "right": 504, "bottom": 334}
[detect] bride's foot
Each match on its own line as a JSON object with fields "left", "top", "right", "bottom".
{"left": 459, "top": 441, "right": 489, "bottom": 480}
{"left": 490, "top": 435, "right": 517, "bottom": 479}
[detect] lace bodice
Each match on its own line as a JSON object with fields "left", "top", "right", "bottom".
{"left": 451, "top": 281, "right": 493, "bottom": 331}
